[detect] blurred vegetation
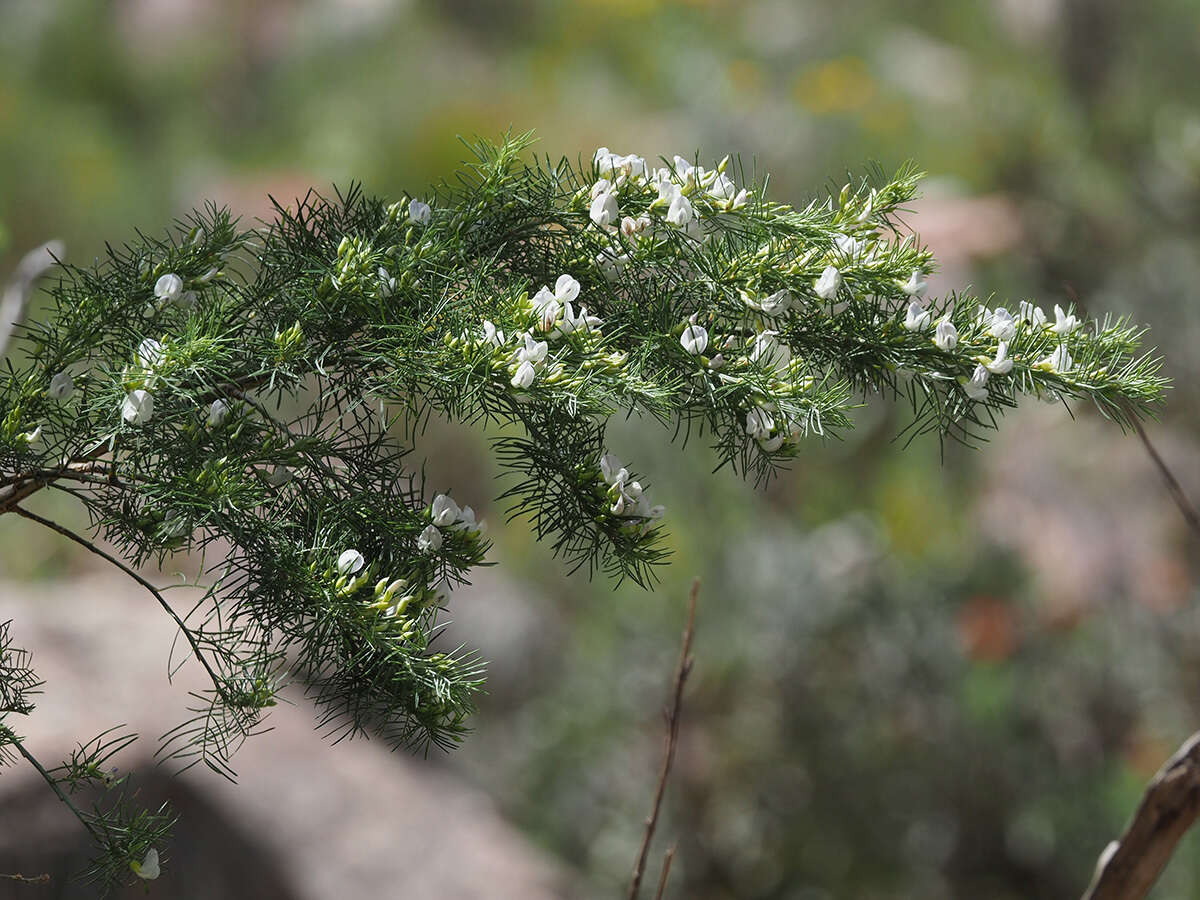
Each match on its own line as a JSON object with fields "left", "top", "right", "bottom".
{"left": 2, "top": 1, "right": 1198, "bottom": 897}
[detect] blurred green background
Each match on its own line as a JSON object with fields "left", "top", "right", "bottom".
{"left": 2, "top": 1, "right": 1199, "bottom": 897}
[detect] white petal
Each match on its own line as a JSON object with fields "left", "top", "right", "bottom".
{"left": 554, "top": 274, "right": 581, "bottom": 304}
{"left": 680, "top": 324, "right": 709, "bottom": 355}
{"left": 337, "top": 549, "right": 365, "bottom": 575}
{"left": 121, "top": 390, "right": 154, "bottom": 425}
{"left": 154, "top": 274, "right": 183, "bottom": 302}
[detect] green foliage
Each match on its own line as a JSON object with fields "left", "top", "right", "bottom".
{"left": 0, "top": 134, "right": 1167, "bottom": 888}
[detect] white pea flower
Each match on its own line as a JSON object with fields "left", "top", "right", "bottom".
{"left": 554, "top": 274, "right": 581, "bottom": 305}
{"left": 834, "top": 233, "right": 866, "bottom": 258}
{"left": 729, "top": 188, "right": 750, "bottom": 210}
{"left": 262, "top": 466, "right": 292, "bottom": 487}
{"left": 431, "top": 494, "right": 460, "bottom": 527}
{"left": 707, "top": 353, "right": 726, "bottom": 370}
{"left": 759, "top": 433, "right": 785, "bottom": 453}
{"left": 48, "top": 371, "right": 74, "bottom": 401}
{"left": 137, "top": 338, "right": 164, "bottom": 369}
{"left": 600, "top": 453, "right": 628, "bottom": 486}
{"left": 337, "top": 549, "right": 365, "bottom": 576}
{"left": 408, "top": 200, "right": 432, "bottom": 226}
{"left": 707, "top": 172, "right": 738, "bottom": 201}
{"left": 132, "top": 848, "right": 160, "bottom": 881}
{"left": 154, "top": 274, "right": 183, "bottom": 304}
{"left": 596, "top": 250, "right": 629, "bottom": 283}
{"left": 984, "top": 341, "right": 1014, "bottom": 375}
{"left": 177, "top": 290, "right": 197, "bottom": 310}
{"left": 814, "top": 265, "right": 841, "bottom": 301}
{"left": 19, "top": 425, "right": 42, "bottom": 446}
{"left": 745, "top": 407, "right": 775, "bottom": 440}
{"left": 1037, "top": 344, "right": 1073, "bottom": 373}
{"left": 743, "top": 289, "right": 792, "bottom": 317}
{"left": 481, "top": 320, "right": 506, "bottom": 348}
{"left": 553, "top": 302, "right": 603, "bottom": 338}
{"left": 207, "top": 398, "right": 230, "bottom": 427}
{"left": 516, "top": 332, "right": 548, "bottom": 365}
{"left": 511, "top": 360, "right": 536, "bottom": 389}
{"left": 680, "top": 324, "right": 709, "bottom": 355}
{"left": 901, "top": 270, "right": 928, "bottom": 297}
{"left": 590, "top": 190, "right": 619, "bottom": 227}
{"left": 1018, "top": 301, "right": 1047, "bottom": 327}
{"left": 934, "top": 317, "right": 958, "bottom": 351}
{"left": 667, "top": 193, "right": 694, "bottom": 227}
{"left": 452, "top": 505, "right": 486, "bottom": 534}
{"left": 964, "top": 364, "right": 990, "bottom": 401}
{"left": 121, "top": 389, "right": 154, "bottom": 425}
{"left": 417, "top": 524, "right": 442, "bottom": 553}
{"left": 904, "top": 301, "right": 932, "bottom": 331}
{"left": 749, "top": 331, "right": 791, "bottom": 375}
{"left": 989, "top": 308, "right": 1017, "bottom": 342}
{"left": 377, "top": 267, "right": 397, "bottom": 298}
{"left": 1051, "top": 304, "right": 1079, "bottom": 335}
{"left": 620, "top": 215, "right": 651, "bottom": 237}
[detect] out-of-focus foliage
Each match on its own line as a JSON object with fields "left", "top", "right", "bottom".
{"left": 2, "top": 1, "right": 1197, "bottom": 898}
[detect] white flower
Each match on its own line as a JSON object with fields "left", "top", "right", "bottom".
{"left": 680, "top": 324, "right": 709, "bottom": 355}
{"left": 743, "top": 289, "right": 792, "bottom": 317}
{"left": 707, "top": 353, "right": 726, "bottom": 370}
{"left": 516, "top": 332, "right": 548, "bottom": 365}
{"left": 553, "top": 302, "right": 602, "bottom": 338}
{"left": 590, "top": 190, "right": 618, "bottom": 227}
{"left": 814, "top": 266, "right": 841, "bottom": 301}
{"left": 137, "top": 338, "right": 164, "bottom": 369}
{"left": 1037, "top": 344, "right": 1073, "bottom": 373}
{"left": 262, "top": 466, "right": 292, "bottom": 487}
{"left": 19, "top": 425, "right": 42, "bottom": 446}
{"left": 48, "top": 371, "right": 74, "bottom": 401}
{"left": 1051, "top": 304, "right": 1079, "bottom": 335}
{"left": 132, "top": 848, "right": 160, "bottom": 881}
{"left": 964, "top": 364, "right": 990, "bottom": 401}
{"left": 408, "top": 200, "right": 432, "bottom": 226}
{"left": 934, "top": 317, "right": 958, "bottom": 350}
{"left": 600, "top": 453, "right": 628, "bottom": 486}
{"left": 511, "top": 360, "right": 536, "bottom": 389}
{"left": 745, "top": 407, "right": 775, "bottom": 440}
{"left": 481, "top": 320, "right": 505, "bottom": 348}
{"left": 590, "top": 177, "right": 612, "bottom": 200}
{"left": 667, "top": 193, "right": 694, "bottom": 227}
{"left": 901, "top": 270, "right": 928, "bottom": 297}
{"left": 377, "top": 267, "right": 397, "bottom": 298}
{"left": 554, "top": 274, "right": 581, "bottom": 305}
{"left": 834, "top": 233, "right": 867, "bottom": 258}
{"left": 121, "top": 389, "right": 154, "bottom": 425}
{"left": 417, "top": 524, "right": 442, "bottom": 553}
{"left": 749, "top": 331, "right": 791, "bottom": 375}
{"left": 729, "top": 188, "right": 750, "bottom": 209}
{"left": 431, "top": 494, "right": 460, "bottom": 527}
{"left": 1018, "top": 301, "right": 1046, "bottom": 327}
{"left": 207, "top": 398, "right": 230, "bottom": 427}
{"left": 707, "top": 171, "right": 738, "bottom": 201}
{"left": 337, "top": 549, "right": 365, "bottom": 575}
{"left": 984, "top": 341, "right": 1014, "bottom": 375}
{"left": 988, "top": 308, "right": 1017, "bottom": 342}
{"left": 904, "top": 301, "right": 932, "bottom": 331}
{"left": 596, "top": 250, "right": 629, "bottom": 283}
{"left": 452, "top": 505, "right": 486, "bottom": 534}
{"left": 154, "top": 274, "right": 183, "bottom": 304}
{"left": 177, "top": 290, "right": 197, "bottom": 309}
{"left": 759, "top": 433, "right": 785, "bottom": 452}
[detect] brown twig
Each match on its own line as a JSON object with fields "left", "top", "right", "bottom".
{"left": 0, "top": 872, "right": 51, "bottom": 885}
{"left": 653, "top": 846, "right": 676, "bottom": 900}
{"left": 1130, "top": 417, "right": 1200, "bottom": 539}
{"left": 1082, "top": 730, "right": 1200, "bottom": 900}
{"left": 628, "top": 578, "right": 698, "bottom": 900}
{"left": 0, "top": 240, "right": 64, "bottom": 360}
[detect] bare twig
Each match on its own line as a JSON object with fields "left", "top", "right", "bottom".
{"left": 0, "top": 872, "right": 51, "bottom": 885}
{"left": 1082, "top": 730, "right": 1200, "bottom": 900}
{"left": 629, "top": 578, "right": 698, "bottom": 900}
{"left": 0, "top": 240, "right": 64, "bottom": 359}
{"left": 653, "top": 845, "right": 676, "bottom": 900}
{"left": 1130, "top": 417, "right": 1200, "bottom": 539}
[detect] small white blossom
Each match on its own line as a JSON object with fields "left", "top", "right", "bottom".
{"left": 207, "top": 398, "right": 230, "bottom": 427}
{"left": 154, "top": 274, "right": 183, "bottom": 304}
{"left": 452, "top": 505, "right": 486, "bottom": 534}
{"left": 904, "top": 301, "right": 932, "bottom": 332}
{"left": 121, "top": 389, "right": 154, "bottom": 425}
{"left": 48, "top": 371, "right": 74, "bottom": 401}
{"left": 1051, "top": 304, "right": 1079, "bottom": 335}
{"left": 988, "top": 308, "right": 1017, "bottom": 342}
{"left": 1018, "top": 301, "right": 1047, "bottom": 327}
{"left": 729, "top": 188, "right": 750, "bottom": 209}
{"left": 137, "top": 338, "right": 164, "bottom": 369}
{"left": 590, "top": 190, "right": 618, "bottom": 227}
{"left": 554, "top": 274, "right": 581, "bottom": 305}
{"left": 680, "top": 324, "right": 709, "bottom": 355}
{"left": 814, "top": 266, "right": 842, "bottom": 302}
{"left": 516, "top": 332, "right": 548, "bottom": 365}
{"left": 749, "top": 331, "right": 791, "bottom": 375}
{"left": 901, "top": 270, "right": 928, "bottom": 297}
{"left": 964, "top": 365, "right": 990, "bottom": 401}
{"left": 511, "top": 360, "right": 536, "bottom": 389}
{"left": 666, "top": 193, "right": 694, "bottom": 227}
{"left": 417, "top": 524, "right": 442, "bottom": 553}
{"left": 707, "top": 353, "right": 726, "bottom": 370}
{"left": 19, "top": 425, "right": 42, "bottom": 445}
{"left": 132, "top": 848, "right": 160, "bottom": 881}
{"left": 337, "top": 549, "right": 365, "bottom": 575}
{"left": 596, "top": 250, "right": 629, "bottom": 283}
{"left": 759, "top": 433, "right": 785, "bottom": 452}
{"left": 745, "top": 407, "right": 775, "bottom": 441}
{"left": 377, "top": 267, "right": 397, "bottom": 298}
{"left": 431, "top": 494, "right": 460, "bottom": 527}
{"left": 834, "top": 233, "right": 867, "bottom": 258}
{"left": 552, "top": 302, "right": 602, "bottom": 338}
{"left": 934, "top": 317, "right": 958, "bottom": 351}
{"left": 591, "top": 177, "right": 612, "bottom": 200}
{"left": 1037, "top": 344, "right": 1073, "bottom": 373}
{"left": 743, "top": 289, "right": 792, "bottom": 317}
{"left": 408, "top": 200, "right": 432, "bottom": 226}
{"left": 481, "top": 320, "right": 505, "bottom": 348}
{"left": 984, "top": 341, "right": 1014, "bottom": 375}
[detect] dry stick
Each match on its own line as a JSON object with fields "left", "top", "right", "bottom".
{"left": 653, "top": 846, "right": 677, "bottom": 900}
{"left": 1130, "top": 417, "right": 1200, "bottom": 539}
{"left": 1082, "top": 730, "right": 1200, "bottom": 900}
{"left": 0, "top": 240, "right": 64, "bottom": 360}
{"left": 628, "top": 578, "right": 698, "bottom": 900}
